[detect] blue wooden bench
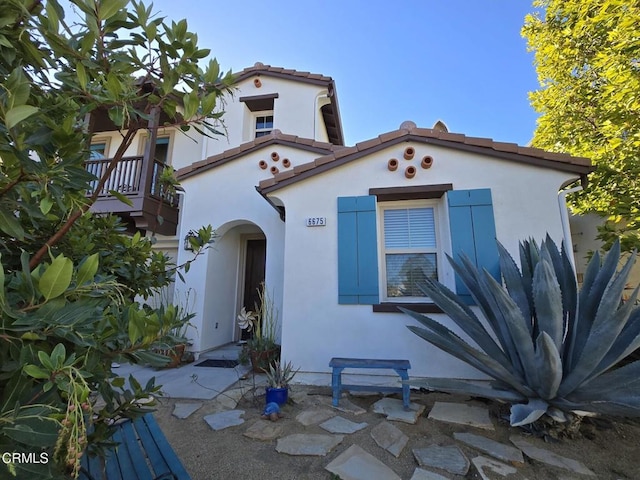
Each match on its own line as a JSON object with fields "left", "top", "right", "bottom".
{"left": 79, "top": 413, "right": 191, "bottom": 480}
{"left": 329, "top": 357, "right": 411, "bottom": 409}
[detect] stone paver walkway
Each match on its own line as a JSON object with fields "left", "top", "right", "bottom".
{"left": 372, "top": 397, "right": 426, "bottom": 424}
{"left": 428, "top": 401, "right": 494, "bottom": 430}
{"left": 325, "top": 444, "right": 401, "bottom": 480}
{"left": 204, "top": 409, "right": 245, "bottom": 431}
{"left": 319, "top": 415, "right": 368, "bottom": 434}
{"left": 510, "top": 436, "right": 596, "bottom": 477}
{"left": 161, "top": 347, "right": 602, "bottom": 479}
{"left": 276, "top": 433, "right": 344, "bottom": 456}
{"left": 454, "top": 431, "right": 524, "bottom": 465}
{"left": 370, "top": 421, "right": 409, "bottom": 457}
{"left": 413, "top": 444, "right": 470, "bottom": 476}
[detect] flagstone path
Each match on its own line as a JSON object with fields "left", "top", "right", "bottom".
{"left": 183, "top": 386, "right": 600, "bottom": 479}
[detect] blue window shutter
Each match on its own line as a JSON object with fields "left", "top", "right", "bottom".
{"left": 338, "top": 196, "right": 379, "bottom": 304}
{"left": 448, "top": 189, "right": 500, "bottom": 304}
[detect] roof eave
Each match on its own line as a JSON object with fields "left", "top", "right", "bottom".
{"left": 258, "top": 133, "right": 594, "bottom": 194}
{"left": 176, "top": 135, "right": 335, "bottom": 181}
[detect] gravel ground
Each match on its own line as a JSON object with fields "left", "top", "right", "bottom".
{"left": 153, "top": 381, "right": 640, "bottom": 480}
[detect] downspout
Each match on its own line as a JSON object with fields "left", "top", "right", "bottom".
{"left": 201, "top": 134, "right": 209, "bottom": 160}
{"left": 314, "top": 92, "right": 329, "bottom": 141}
{"left": 558, "top": 185, "right": 583, "bottom": 272}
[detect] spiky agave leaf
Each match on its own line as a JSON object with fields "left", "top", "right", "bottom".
{"left": 403, "top": 308, "right": 535, "bottom": 397}
{"left": 447, "top": 254, "right": 525, "bottom": 378}
{"left": 566, "top": 243, "right": 620, "bottom": 371}
{"left": 510, "top": 398, "right": 549, "bottom": 427}
{"left": 558, "top": 251, "right": 637, "bottom": 397}
{"left": 405, "top": 237, "right": 640, "bottom": 427}
{"left": 418, "top": 277, "right": 512, "bottom": 370}
{"left": 558, "top": 361, "right": 640, "bottom": 416}
{"left": 498, "top": 242, "right": 531, "bottom": 329}
{"left": 407, "top": 377, "right": 526, "bottom": 403}
{"left": 532, "top": 258, "right": 563, "bottom": 350}
{"left": 533, "top": 332, "right": 563, "bottom": 400}
{"left": 477, "top": 271, "right": 540, "bottom": 392}
{"left": 595, "top": 309, "right": 640, "bottom": 373}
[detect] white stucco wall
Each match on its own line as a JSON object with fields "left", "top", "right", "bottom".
{"left": 176, "top": 145, "right": 322, "bottom": 354}
{"left": 271, "top": 141, "right": 580, "bottom": 382}
{"left": 203, "top": 76, "right": 331, "bottom": 158}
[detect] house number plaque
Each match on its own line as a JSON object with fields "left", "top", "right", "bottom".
{"left": 305, "top": 217, "right": 326, "bottom": 227}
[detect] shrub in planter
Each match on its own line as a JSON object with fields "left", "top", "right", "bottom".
{"left": 237, "top": 284, "right": 280, "bottom": 372}
{"left": 264, "top": 360, "right": 299, "bottom": 405}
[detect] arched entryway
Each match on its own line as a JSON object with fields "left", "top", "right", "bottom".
{"left": 201, "top": 220, "right": 266, "bottom": 349}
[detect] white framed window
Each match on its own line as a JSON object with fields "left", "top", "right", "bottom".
{"left": 139, "top": 132, "right": 173, "bottom": 165}
{"left": 89, "top": 136, "right": 110, "bottom": 159}
{"left": 254, "top": 111, "right": 274, "bottom": 138}
{"left": 379, "top": 200, "right": 441, "bottom": 301}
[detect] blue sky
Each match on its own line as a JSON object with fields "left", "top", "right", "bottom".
{"left": 151, "top": 1, "right": 541, "bottom": 147}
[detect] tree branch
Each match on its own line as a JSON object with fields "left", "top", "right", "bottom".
{"left": 29, "top": 127, "right": 139, "bottom": 269}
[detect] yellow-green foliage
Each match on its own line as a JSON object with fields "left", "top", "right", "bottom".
{"left": 523, "top": 1, "right": 640, "bottom": 251}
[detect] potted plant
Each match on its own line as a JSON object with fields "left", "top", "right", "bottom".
{"left": 237, "top": 284, "right": 280, "bottom": 372}
{"left": 264, "top": 360, "right": 299, "bottom": 405}
{"left": 154, "top": 289, "right": 196, "bottom": 368}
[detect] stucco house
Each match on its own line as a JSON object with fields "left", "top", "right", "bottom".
{"left": 90, "top": 63, "right": 594, "bottom": 383}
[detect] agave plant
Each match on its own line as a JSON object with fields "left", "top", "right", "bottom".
{"left": 403, "top": 236, "right": 640, "bottom": 427}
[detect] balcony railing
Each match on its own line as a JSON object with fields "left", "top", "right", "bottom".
{"left": 85, "top": 156, "right": 178, "bottom": 207}
{"left": 85, "top": 156, "right": 179, "bottom": 235}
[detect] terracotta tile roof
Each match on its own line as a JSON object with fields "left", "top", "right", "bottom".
{"left": 258, "top": 121, "right": 594, "bottom": 193}
{"left": 232, "top": 62, "right": 333, "bottom": 85}
{"left": 176, "top": 130, "right": 338, "bottom": 180}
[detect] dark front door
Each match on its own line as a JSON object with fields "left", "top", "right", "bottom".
{"left": 241, "top": 239, "right": 266, "bottom": 340}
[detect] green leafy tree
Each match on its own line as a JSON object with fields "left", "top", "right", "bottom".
{"left": 522, "top": 0, "right": 640, "bottom": 252}
{"left": 0, "top": 1, "right": 230, "bottom": 478}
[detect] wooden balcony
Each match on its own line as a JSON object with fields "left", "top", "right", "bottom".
{"left": 86, "top": 156, "right": 180, "bottom": 236}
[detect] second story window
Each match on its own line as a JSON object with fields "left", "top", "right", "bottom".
{"left": 154, "top": 136, "right": 170, "bottom": 163}
{"left": 254, "top": 112, "right": 274, "bottom": 138}
{"left": 90, "top": 142, "right": 107, "bottom": 159}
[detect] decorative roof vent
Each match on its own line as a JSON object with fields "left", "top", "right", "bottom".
{"left": 399, "top": 120, "right": 417, "bottom": 131}
{"left": 433, "top": 120, "right": 449, "bottom": 133}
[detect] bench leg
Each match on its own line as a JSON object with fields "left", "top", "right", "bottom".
{"left": 395, "top": 368, "right": 410, "bottom": 410}
{"left": 331, "top": 367, "right": 343, "bottom": 407}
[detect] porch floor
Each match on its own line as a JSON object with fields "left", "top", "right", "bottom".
{"left": 116, "top": 343, "right": 250, "bottom": 400}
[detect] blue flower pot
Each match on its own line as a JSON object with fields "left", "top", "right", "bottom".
{"left": 265, "top": 387, "right": 288, "bottom": 406}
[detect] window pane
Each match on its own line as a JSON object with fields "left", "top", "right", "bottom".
{"left": 256, "top": 117, "right": 265, "bottom": 129}
{"left": 264, "top": 115, "right": 273, "bottom": 128}
{"left": 89, "top": 143, "right": 106, "bottom": 159}
{"left": 255, "top": 130, "right": 271, "bottom": 137}
{"left": 154, "top": 140, "right": 169, "bottom": 163}
{"left": 384, "top": 208, "right": 436, "bottom": 249}
{"left": 386, "top": 253, "right": 437, "bottom": 297}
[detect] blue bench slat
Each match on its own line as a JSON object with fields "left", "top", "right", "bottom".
{"left": 330, "top": 358, "right": 411, "bottom": 369}
{"left": 107, "top": 421, "right": 137, "bottom": 480}
{"left": 141, "top": 414, "right": 191, "bottom": 480}
{"left": 120, "top": 420, "right": 154, "bottom": 480}
{"left": 110, "top": 426, "right": 133, "bottom": 480}
{"left": 80, "top": 445, "right": 104, "bottom": 480}
{"left": 79, "top": 414, "right": 190, "bottom": 480}
{"left": 339, "top": 385, "right": 404, "bottom": 393}
{"left": 133, "top": 415, "right": 173, "bottom": 478}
